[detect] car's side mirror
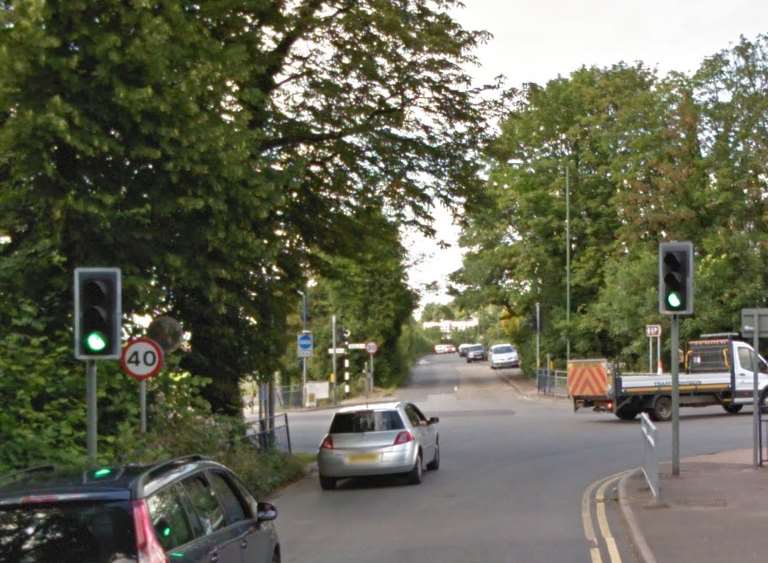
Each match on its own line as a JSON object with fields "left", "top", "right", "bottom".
{"left": 257, "top": 501, "right": 278, "bottom": 522}
{"left": 428, "top": 417, "right": 439, "bottom": 425}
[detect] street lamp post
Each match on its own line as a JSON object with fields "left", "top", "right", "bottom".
{"left": 565, "top": 164, "right": 571, "bottom": 367}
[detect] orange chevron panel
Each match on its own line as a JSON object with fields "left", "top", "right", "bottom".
{"left": 568, "top": 361, "right": 609, "bottom": 398}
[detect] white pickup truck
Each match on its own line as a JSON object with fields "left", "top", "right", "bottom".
{"left": 569, "top": 336, "right": 768, "bottom": 421}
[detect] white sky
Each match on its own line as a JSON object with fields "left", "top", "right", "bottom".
{"left": 407, "top": 0, "right": 768, "bottom": 309}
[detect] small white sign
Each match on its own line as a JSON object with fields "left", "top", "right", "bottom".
{"left": 305, "top": 381, "right": 330, "bottom": 400}
{"left": 328, "top": 347, "right": 346, "bottom": 354}
{"left": 348, "top": 343, "right": 366, "bottom": 350}
{"left": 646, "top": 324, "right": 662, "bottom": 338}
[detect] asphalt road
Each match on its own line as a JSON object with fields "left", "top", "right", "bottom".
{"left": 272, "top": 354, "right": 754, "bottom": 563}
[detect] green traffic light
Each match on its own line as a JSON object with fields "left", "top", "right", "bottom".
{"left": 85, "top": 331, "right": 108, "bottom": 352}
{"left": 667, "top": 292, "right": 682, "bottom": 309}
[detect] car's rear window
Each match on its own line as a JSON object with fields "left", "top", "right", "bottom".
{"left": 0, "top": 500, "right": 136, "bottom": 563}
{"left": 493, "top": 345, "right": 515, "bottom": 354}
{"left": 330, "top": 410, "right": 405, "bottom": 433}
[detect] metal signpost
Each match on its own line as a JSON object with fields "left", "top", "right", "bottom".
{"left": 646, "top": 324, "right": 662, "bottom": 374}
{"left": 740, "top": 308, "right": 768, "bottom": 467}
{"left": 120, "top": 338, "right": 164, "bottom": 433}
{"left": 366, "top": 342, "right": 378, "bottom": 391}
{"left": 535, "top": 302, "right": 541, "bottom": 370}
{"left": 297, "top": 331, "right": 313, "bottom": 406}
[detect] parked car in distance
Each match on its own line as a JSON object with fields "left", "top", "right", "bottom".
{"left": 490, "top": 344, "right": 520, "bottom": 369}
{"left": 466, "top": 344, "right": 487, "bottom": 362}
{"left": 434, "top": 343, "right": 456, "bottom": 354}
{"left": 317, "top": 401, "right": 440, "bottom": 490}
{"left": 458, "top": 343, "right": 472, "bottom": 357}
{"left": 0, "top": 455, "right": 281, "bottom": 563}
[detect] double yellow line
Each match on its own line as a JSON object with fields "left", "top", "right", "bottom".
{"left": 581, "top": 471, "right": 630, "bottom": 563}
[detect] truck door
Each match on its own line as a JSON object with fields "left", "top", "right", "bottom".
{"left": 734, "top": 344, "right": 768, "bottom": 394}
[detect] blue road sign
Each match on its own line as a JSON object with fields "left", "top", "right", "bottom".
{"left": 298, "top": 332, "right": 313, "bottom": 358}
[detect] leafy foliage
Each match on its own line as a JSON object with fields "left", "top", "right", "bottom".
{"left": 0, "top": 0, "right": 497, "bottom": 465}
{"left": 454, "top": 35, "right": 768, "bottom": 371}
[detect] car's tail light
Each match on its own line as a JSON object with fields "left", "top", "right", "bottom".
{"left": 394, "top": 431, "right": 414, "bottom": 445}
{"left": 132, "top": 499, "right": 168, "bottom": 563}
{"left": 321, "top": 435, "right": 334, "bottom": 449}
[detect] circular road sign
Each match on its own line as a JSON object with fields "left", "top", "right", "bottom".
{"left": 366, "top": 341, "right": 378, "bottom": 355}
{"left": 120, "top": 338, "right": 164, "bottom": 382}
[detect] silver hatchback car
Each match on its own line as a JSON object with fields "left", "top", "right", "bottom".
{"left": 317, "top": 401, "right": 440, "bottom": 490}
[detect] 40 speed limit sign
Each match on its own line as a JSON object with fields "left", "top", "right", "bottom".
{"left": 120, "top": 338, "right": 164, "bottom": 381}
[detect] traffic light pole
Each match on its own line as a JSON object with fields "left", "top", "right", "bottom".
{"left": 671, "top": 315, "right": 680, "bottom": 476}
{"left": 86, "top": 360, "right": 97, "bottom": 465}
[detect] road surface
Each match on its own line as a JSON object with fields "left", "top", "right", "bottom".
{"left": 272, "top": 354, "right": 753, "bottom": 563}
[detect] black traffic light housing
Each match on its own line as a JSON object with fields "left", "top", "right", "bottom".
{"left": 659, "top": 242, "right": 693, "bottom": 315}
{"left": 74, "top": 268, "right": 122, "bottom": 359}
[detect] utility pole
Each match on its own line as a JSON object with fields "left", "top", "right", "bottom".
{"left": 565, "top": 165, "right": 571, "bottom": 366}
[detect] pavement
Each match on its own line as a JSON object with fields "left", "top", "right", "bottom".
{"left": 271, "top": 355, "right": 760, "bottom": 563}
{"left": 621, "top": 448, "right": 768, "bottom": 563}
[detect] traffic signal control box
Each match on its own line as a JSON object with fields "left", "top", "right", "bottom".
{"left": 74, "top": 268, "right": 122, "bottom": 359}
{"left": 659, "top": 242, "right": 693, "bottom": 316}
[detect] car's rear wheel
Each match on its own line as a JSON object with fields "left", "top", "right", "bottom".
{"left": 427, "top": 440, "right": 440, "bottom": 470}
{"left": 723, "top": 403, "right": 743, "bottom": 414}
{"left": 407, "top": 453, "right": 423, "bottom": 485}
{"left": 319, "top": 476, "right": 336, "bottom": 490}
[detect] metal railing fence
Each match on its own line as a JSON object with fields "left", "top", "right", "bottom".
{"left": 640, "top": 412, "right": 659, "bottom": 498}
{"left": 536, "top": 368, "right": 569, "bottom": 397}
{"left": 247, "top": 413, "right": 292, "bottom": 454}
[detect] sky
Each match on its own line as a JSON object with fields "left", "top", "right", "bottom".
{"left": 407, "top": 0, "right": 768, "bottom": 310}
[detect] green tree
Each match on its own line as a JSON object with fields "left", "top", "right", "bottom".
{"left": 0, "top": 0, "right": 499, "bottom": 423}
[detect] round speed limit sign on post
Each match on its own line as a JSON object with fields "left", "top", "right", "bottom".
{"left": 121, "top": 338, "right": 164, "bottom": 382}
{"left": 366, "top": 341, "right": 378, "bottom": 355}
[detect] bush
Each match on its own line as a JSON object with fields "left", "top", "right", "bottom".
{"left": 110, "top": 401, "right": 305, "bottom": 498}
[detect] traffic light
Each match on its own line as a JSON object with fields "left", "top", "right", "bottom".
{"left": 659, "top": 242, "right": 693, "bottom": 315}
{"left": 74, "top": 268, "right": 122, "bottom": 359}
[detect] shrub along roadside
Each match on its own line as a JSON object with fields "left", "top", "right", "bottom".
{"left": 110, "top": 405, "right": 306, "bottom": 499}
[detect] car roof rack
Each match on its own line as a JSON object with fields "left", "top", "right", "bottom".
{"left": 0, "top": 464, "right": 57, "bottom": 486}
{"left": 700, "top": 332, "right": 740, "bottom": 338}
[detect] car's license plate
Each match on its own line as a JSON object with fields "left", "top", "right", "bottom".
{"left": 347, "top": 453, "right": 379, "bottom": 463}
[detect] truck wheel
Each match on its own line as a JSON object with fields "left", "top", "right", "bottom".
{"left": 649, "top": 396, "right": 672, "bottom": 422}
{"left": 615, "top": 405, "right": 639, "bottom": 421}
{"left": 723, "top": 404, "right": 743, "bottom": 414}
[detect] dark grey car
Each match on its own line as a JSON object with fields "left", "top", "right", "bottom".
{"left": 0, "top": 455, "right": 281, "bottom": 563}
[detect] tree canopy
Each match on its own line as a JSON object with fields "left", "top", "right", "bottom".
{"left": 452, "top": 35, "right": 768, "bottom": 370}
{"left": 0, "top": 0, "right": 499, "bottom": 467}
